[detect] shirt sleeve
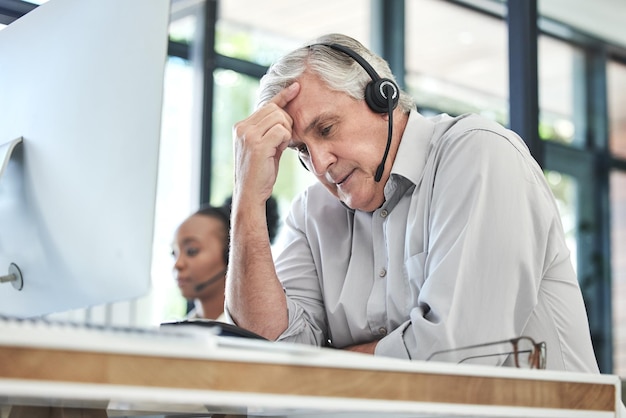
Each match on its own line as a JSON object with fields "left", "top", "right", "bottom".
{"left": 273, "top": 190, "right": 329, "bottom": 347}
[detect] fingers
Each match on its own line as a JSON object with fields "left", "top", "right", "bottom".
{"left": 234, "top": 83, "right": 299, "bottom": 136}
{"left": 232, "top": 109, "right": 291, "bottom": 149}
{"left": 233, "top": 82, "right": 301, "bottom": 147}
{"left": 269, "top": 82, "right": 300, "bottom": 108}
{"left": 231, "top": 82, "right": 301, "bottom": 201}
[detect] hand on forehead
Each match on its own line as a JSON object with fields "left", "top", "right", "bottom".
{"left": 269, "top": 82, "right": 300, "bottom": 109}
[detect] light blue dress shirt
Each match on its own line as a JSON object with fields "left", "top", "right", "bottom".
{"left": 272, "top": 110, "right": 599, "bottom": 373}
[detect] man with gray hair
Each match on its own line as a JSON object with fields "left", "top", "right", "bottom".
{"left": 225, "top": 33, "right": 599, "bottom": 372}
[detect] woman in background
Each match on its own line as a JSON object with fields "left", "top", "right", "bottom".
{"left": 172, "top": 197, "right": 280, "bottom": 320}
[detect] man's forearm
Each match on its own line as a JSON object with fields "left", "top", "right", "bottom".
{"left": 225, "top": 203, "right": 289, "bottom": 340}
{"left": 344, "top": 340, "right": 378, "bottom": 355}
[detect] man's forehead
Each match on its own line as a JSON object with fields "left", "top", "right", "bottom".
{"left": 289, "top": 111, "right": 336, "bottom": 144}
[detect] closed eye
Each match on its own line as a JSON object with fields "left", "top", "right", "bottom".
{"left": 319, "top": 125, "right": 333, "bottom": 137}
{"left": 185, "top": 247, "right": 200, "bottom": 257}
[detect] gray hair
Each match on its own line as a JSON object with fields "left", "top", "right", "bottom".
{"left": 256, "top": 33, "right": 414, "bottom": 113}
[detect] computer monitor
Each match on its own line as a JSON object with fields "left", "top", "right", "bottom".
{"left": 0, "top": 0, "right": 171, "bottom": 317}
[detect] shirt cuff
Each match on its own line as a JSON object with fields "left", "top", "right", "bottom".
{"left": 374, "top": 321, "right": 412, "bottom": 359}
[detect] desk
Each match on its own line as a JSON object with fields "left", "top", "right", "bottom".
{"left": 0, "top": 319, "right": 621, "bottom": 417}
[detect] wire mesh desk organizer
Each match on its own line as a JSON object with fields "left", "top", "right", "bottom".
{"left": 426, "top": 336, "right": 547, "bottom": 369}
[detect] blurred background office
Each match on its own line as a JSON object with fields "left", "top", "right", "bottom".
{"left": 1, "top": 0, "right": 624, "bottom": 376}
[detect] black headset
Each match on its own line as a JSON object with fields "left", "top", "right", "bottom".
{"left": 303, "top": 43, "right": 399, "bottom": 182}
{"left": 320, "top": 43, "right": 399, "bottom": 114}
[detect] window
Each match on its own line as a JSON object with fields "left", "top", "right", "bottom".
{"left": 538, "top": 36, "right": 586, "bottom": 146}
{"left": 608, "top": 61, "right": 626, "bottom": 159}
{"left": 217, "top": 0, "right": 371, "bottom": 66}
{"left": 405, "top": 0, "right": 508, "bottom": 123}
{"left": 609, "top": 59, "right": 626, "bottom": 376}
{"left": 611, "top": 171, "right": 626, "bottom": 376}
{"left": 210, "top": 69, "right": 259, "bottom": 206}
{"left": 151, "top": 55, "right": 200, "bottom": 323}
{"left": 545, "top": 171, "right": 579, "bottom": 271}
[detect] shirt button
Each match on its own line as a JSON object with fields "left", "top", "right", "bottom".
{"left": 379, "top": 327, "right": 387, "bottom": 336}
{"left": 379, "top": 268, "right": 387, "bottom": 278}
{"left": 380, "top": 209, "right": 388, "bottom": 218}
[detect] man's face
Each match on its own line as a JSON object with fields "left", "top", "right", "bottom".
{"left": 285, "top": 70, "right": 389, "bottom": 212}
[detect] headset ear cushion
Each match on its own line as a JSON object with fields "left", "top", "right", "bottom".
{"left": 365, "top": 78, "right": 399, "bottom": 113}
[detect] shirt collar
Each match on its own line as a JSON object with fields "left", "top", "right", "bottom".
{"left": 390, "top": 110, "right": 434, "bottom": 186}
{"left": 382, "top": 110, "right": 434, "bottom": 206}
